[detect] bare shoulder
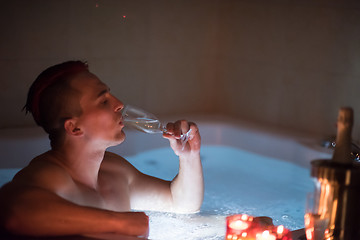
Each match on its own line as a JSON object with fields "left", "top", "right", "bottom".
{"left": 10, "top": 152, "right": 74, "bottom": 193}
{"left": 102, "top": 151, "right": 136, "bottom": 168}
{"left": 101, "top": 151, "right": 141, "bottom": 181}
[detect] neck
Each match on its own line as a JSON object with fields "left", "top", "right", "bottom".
{"left": 51, "top": 141, "right": 106, "bottom": 189}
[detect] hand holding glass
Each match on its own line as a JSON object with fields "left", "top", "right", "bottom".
{"left": 121, "top": 105, "right": 192, "bottom": 149}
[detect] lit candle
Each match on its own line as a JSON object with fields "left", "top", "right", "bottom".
{"left": 226, "top": 214, "right": 292, "bottom": 240}
{"left": 229, "top": 219, "right": 250, "bottom": 231}
{"left": 256, "top": 230, "right": 276, "bottom": 240}
{"left": 226, "top": 214, "right": 254, "bottom": 239}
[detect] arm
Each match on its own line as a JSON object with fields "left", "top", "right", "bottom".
{"left": 165, "top": 120, "right": 204, "bottom": 213}
{"left": 130, "top": 120, "right": 204, "bottom": 213}
{"left": 0, "top": 178, "right": 148, "bottom": 237}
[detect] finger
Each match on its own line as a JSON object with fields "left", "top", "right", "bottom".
{"left": 180, "top": 120, "right": 190, "bottom": 133}
{"left": 163, "top": 120, "right": 194, "bottom": 141}
{"left": 173, "top": 120, "right": 183, "bottom": 139}
{"left": 174, "top": 120, "right": 192, "bottom": 140}
{"left": 163, "top": 122, "right": 174, "bottom": 138}
{"left": 188, "top": 122, "right": 199, "bottom": 140}
{"left": 187, "top": 122, "right": 201, "bottom": 151}
{"left": 188, "top": 122, "right": 195, "bottom": 136}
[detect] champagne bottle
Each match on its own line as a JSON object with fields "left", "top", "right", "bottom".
{"left": 332, "top": 107, "right": 353, "bottom": 164}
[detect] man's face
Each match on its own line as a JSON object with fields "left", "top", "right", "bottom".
{"left": 70, "top": 71, "right": 125, "bottom": 147}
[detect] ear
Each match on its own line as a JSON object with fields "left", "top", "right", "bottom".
{"left": 64, "top": 118, "right": 83, "bottom": 136}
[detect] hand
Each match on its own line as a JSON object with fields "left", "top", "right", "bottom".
{"left": 86, "top": 212, "right": 149, "bottom": 239}
{"left": 116, "top": 211, "right": 149, "bottom": 238}
{"left": 163, "top": 120, "right": 201, "bottom": 156}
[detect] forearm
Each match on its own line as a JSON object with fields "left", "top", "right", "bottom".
{"left": 0, "top": 184, "right": 148, "bottom": 237}
{"left": 170, "top": 152, "right": 204, "bottom": 213}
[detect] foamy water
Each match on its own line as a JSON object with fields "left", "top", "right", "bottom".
{"left": 128, "top": 146, "right": 313, "bottom": 240}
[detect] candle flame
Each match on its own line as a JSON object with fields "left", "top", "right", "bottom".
{"left": 306, "top": 228, "right": 313, "bottom": 240}
{"left": 229, "top": 220, "right": 249, "bottom": 230}
{"left": 256, "top": 230, "right": 276, "bottom": 240}
{"left": 226, "top": 214, "right": 291, "bottom": 240}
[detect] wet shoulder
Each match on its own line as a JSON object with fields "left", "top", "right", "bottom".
{"left": 101, "top": 151, "right": 140, "bottom": 180}
{"left": 12, "top": 152, "right": 74, "bottom": 192}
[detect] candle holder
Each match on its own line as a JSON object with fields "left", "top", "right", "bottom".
{"left": 226, "top": 214, "right": 292, "bottom": 240}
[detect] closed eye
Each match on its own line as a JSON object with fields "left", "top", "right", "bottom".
{"left": 97, "top": 87, "right": 110, "bottom": 105}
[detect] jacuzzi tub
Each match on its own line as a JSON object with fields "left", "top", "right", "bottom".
{"left": 0, "top": 116, "right": 332, "bottom": 239}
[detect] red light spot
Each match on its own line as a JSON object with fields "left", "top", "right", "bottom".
{"left": 123, "top": 15, "right": 126, "bottom": 18}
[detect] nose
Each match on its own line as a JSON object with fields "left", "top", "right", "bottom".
{"left": 113, "top": 96, "right": 124, "bottom": 112}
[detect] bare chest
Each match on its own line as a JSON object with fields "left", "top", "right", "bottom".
{"left": 65, "top": 173, "right": 131, "bottom": 212}
{"left": 98, "top": 172, "right": 131, "bottom": 211}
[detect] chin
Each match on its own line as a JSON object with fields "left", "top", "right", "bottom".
{"left": 105, "top": 130, "right": 126, "bottom": 148}
{"left": 114, "top": 130, "right": 126, "bottom": 144}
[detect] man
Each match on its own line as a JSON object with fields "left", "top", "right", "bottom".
{"left": 0, "top": 61, "right": 204, "bottom": 239}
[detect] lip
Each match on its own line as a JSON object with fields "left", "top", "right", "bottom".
{"left": 119, "top": 117, "right": 125, "bottom": 127}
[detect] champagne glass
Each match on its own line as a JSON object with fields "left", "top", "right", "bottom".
{"left": 121, "top": 105, "right": 192, "bottom": 149}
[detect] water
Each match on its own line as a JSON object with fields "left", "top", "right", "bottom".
{"left": 128, "top": 146, "right": 313, "bottom": 240}
{"left": 0, "top": 168, "right": 18, "bottom": 187}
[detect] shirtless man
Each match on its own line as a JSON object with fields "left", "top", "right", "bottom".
{"left": 0, "top": 61, "right": 203, "bottom": 238}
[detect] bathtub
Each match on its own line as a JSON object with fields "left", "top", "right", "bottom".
{"left": 0, "top": 116, "right": 332, "bottom": 239}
